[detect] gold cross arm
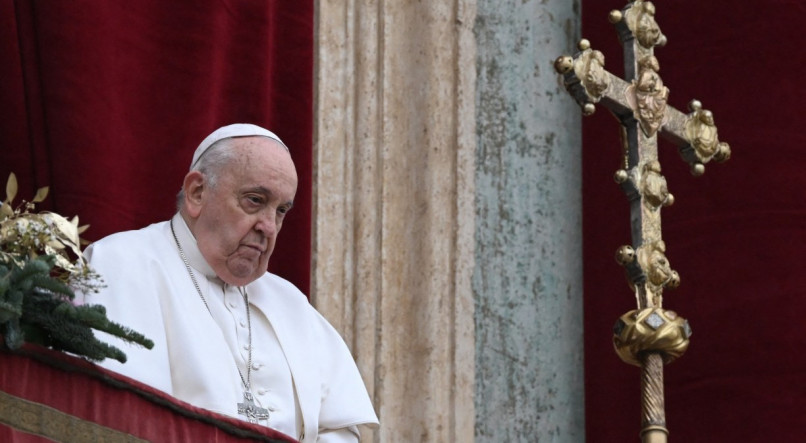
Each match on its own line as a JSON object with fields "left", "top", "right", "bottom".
{"left": 553, "top": 3, "right": 730, "bottom": 309}
{"left": 554, "top": 41, "right": 731, "bottom": 176}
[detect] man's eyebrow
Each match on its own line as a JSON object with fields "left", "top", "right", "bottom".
{"left": 243, "top": 186, "right": 270, "bottom": 195}
{"left": 242, "top": 186, "right": 294, "bottom": 207}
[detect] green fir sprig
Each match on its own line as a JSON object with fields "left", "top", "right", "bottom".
{"left": 0, "top": 173, "right": 153, "bottom": 362}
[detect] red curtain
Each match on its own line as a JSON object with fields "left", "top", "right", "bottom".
{"left": 5, "top": 0, "right": 804, "bottom": 441}
{"left": 582, "top": 1, "right": 806, "bottom": 441}
{"left": 0, "top": 0, "right": 313, "bottom": 294}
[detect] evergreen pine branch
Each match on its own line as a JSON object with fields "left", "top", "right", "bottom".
{"left": 10, "top": 257, "right": 50, "bottom": 287}
{"left": 3, "top": 317, "right": 23, "bottom": 349}
{"left": 21, "top": 295, "right": 128, "bottom": 362}
{"left": 49, "top": 302, "right": 154, "bottom": 350}
{"left": 0, "top": 263, "right": 10, "bottom": 294}
{"left": 0, "top": 292, "right": 23, "bottom": 322}
{"left": 78, "top": 306, "right": 155, "bottom": 350}
{"left": 31, "top": 274, "right": 76, "bottom": 300}
{"left": 2, "top": 177, "right": 153, "bottom": 363}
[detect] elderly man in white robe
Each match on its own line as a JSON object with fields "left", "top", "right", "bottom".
{"left": 81, "top": 124, "right": 378, "bottom": 442}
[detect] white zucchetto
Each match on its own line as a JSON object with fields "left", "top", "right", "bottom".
{"left": 190, "top": 123, "right": 288, "bottom": 170}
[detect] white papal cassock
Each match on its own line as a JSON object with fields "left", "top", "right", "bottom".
{"left": 81, "top": 213, "right": 378, "bottom": 442}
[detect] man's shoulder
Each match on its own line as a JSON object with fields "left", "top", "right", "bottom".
{"left": 253, "top": 272, "right": 308, "bottom": 302}
{"left": 87, "top": 220, "right": 170, "bottom": 260}
{"left": 251, "top": 272, "right": 331, "bottom": 323}
{"left": 94, "top": 220, "right": 168, "bottom": 243}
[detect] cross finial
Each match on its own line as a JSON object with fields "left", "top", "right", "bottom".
{"left": 554, "top": 2, "right": 730, "bottom": 441}
{"left": 555, "top": 0, "right": 730, "bottom": 308}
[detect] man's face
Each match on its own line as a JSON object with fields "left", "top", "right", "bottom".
{"left": 187, "top": 137, "right": 297, "bottom": 286}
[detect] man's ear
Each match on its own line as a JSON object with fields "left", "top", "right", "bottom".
{"left": 182, "top": 171, "right": 205, "bottom": 218}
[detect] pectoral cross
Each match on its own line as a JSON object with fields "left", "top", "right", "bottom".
{"left": 554, "top": 2, "right": 730, "bottom": 442}
{"left": 238, "top": 391, "right": 270, "bottom": 424}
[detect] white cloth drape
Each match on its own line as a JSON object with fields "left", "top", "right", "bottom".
{"left": 81, "top": 214, "right": 378, "bottom": 442}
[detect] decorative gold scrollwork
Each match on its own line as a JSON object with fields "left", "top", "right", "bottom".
{"left": 640, "top": 160, "right": 672, "bottom": 209}
{"left": 636, "top": 240, "right": 680, "bottom": 295}
{"left": 624, "top": 1, "right": 666, "bottom": 49}
{"left": 576, "top": 48, "right": 611, "bottom": 102}
{"left": 554, "top": 40, "right": 611, "bottom": 115}
{"left": 630, "top": 56, "right": 668, "bottom": 137}
{"left": 684, "top": 100, "right": 732, "bottom": 163}
{"left": 613, "top": 308, "right": 691, "bottom": 367}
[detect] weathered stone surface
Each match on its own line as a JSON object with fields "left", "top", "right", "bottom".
{"left": 313, "top": 0, "right": 583, "bottom": 441}
{"left": 474, "top": 0, "right": 584, "bottom": 441}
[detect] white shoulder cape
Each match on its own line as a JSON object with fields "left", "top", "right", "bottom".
{"left": 81, "top": 216, "right": 378, "bottom": 442}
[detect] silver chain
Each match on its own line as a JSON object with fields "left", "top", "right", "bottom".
{"left": 170, "top": 218, "right": 253, "bottom": 391}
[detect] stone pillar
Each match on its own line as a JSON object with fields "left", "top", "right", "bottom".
{"left": 473, "top": 0, "right": 584, "bottom": 442}
{"left": 313, "top": 0, "right": 583, "bottom": 441}
{"left": 312, "top": 1, "right": 477, "bottom": 442}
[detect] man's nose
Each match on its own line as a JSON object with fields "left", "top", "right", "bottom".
{"left": 254, "top": 211, "right": 277, "bottom": 237}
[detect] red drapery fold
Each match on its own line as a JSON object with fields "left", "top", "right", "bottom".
{"left": 6, "top": 1, "right": 804, "bottom": 441}
{"left": 0, "top": 345, "right": 297, "bottom": 442}
{"left": 0, "top": 0, "right": 313, "bottom": 294}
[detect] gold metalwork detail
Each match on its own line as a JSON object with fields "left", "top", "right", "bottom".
{"left": 555, "top": 3, "right": 730, "bottom": 441}
{"left": 553, "top": 39, "right": 610, "bottom": 115}
{"left": 575, "top": 48, "right": 610, "bottom": 103}
{"left": 624, "top": 1, "right": 666, "bottom": 48}
{"left": 640, "top": 160, "right": 672, "bottom": 209}
{"left": 714, "top": 143, "right": 731, "bottom": 162}
{"left": 553, "top": 55, "right": 573, "bottom": 75}
{"left": 615, "top": 245, "right": 636, "bottom": 266}
{"left": 639, "top": 240, "right": 679, "bottom": 286}
{"left": 627, "top": 56, "right": 668, "bottom": 137}
{"left": 641, "top": 425, "right": 670, "bottom": 443}
{"left": 613, "top": 308, "right": 691, "bottom": 367}
{"left": 608, "top": 9, "right": 624, "bottom": 25}
{"left": 685, "top": 100, "right": 732, "bottom": 164}
{"left": 640, "top": 354, "right": 667, "bottom": 435}
{"left": 614, "top": 168, "right": 629, "bottom": 184}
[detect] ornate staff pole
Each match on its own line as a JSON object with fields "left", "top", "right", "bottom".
{"left": 553, "top": 2, "right": 730, "bottom": 442}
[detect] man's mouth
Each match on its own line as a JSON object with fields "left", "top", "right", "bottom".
{"left": 242, "top": 244, "right": 266, "bottom": 254}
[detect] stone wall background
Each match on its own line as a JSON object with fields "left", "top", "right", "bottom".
{"left": 313, "top": 1, "right": 583, "bottom": 441}
{"left": 473, "top": 1, "right": 584, "bottom": 441}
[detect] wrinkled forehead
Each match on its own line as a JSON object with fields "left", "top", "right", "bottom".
{"left": 229, "top": 138, "right": 298, "bottom": 185}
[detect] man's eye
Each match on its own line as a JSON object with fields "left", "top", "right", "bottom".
{"left": 244, "top": 195, "right": 264, "bottom": 205}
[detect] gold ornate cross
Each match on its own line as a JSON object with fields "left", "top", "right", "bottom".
{"left": 554, "top": 2, "right": 730, "bottom": 442}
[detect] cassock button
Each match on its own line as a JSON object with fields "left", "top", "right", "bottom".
{"left": 252, "top": 362, "right": 263, "bottom": 370}
{"left": 228, "top": 301, "right": 237, "bottom": 308}
{"left": 243, "top": 344, "right": 250, "bottom": 351}
{"left": 258, "top": 388, "right": 267, "bottom": 395}
{"left": 240, "top": 319, "right": 247, "bottom": 328}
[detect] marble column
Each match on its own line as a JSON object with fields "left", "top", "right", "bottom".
{"left": 312, "top": 1, "right": 477, "bottom": 442}
{"left": 312, "top": 0, "right": 583, "bottom": 441}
